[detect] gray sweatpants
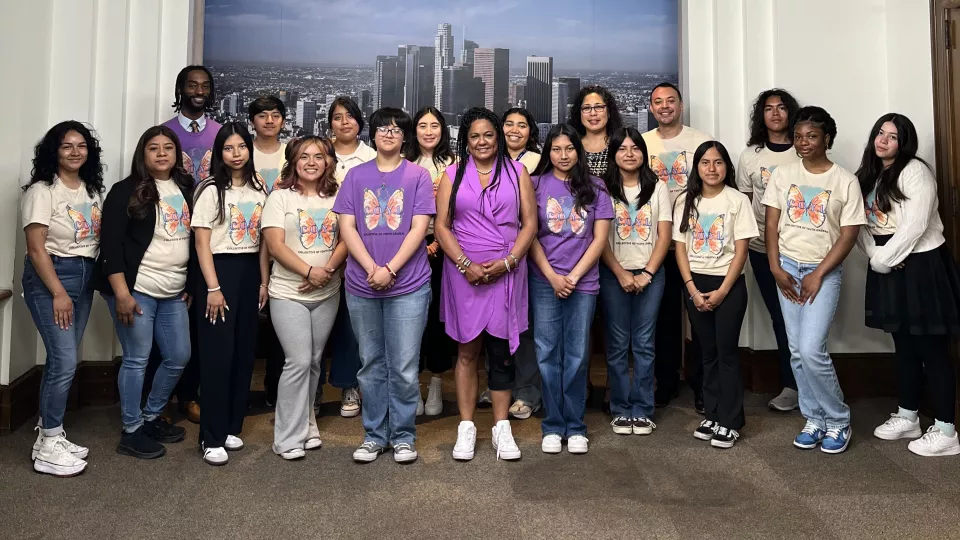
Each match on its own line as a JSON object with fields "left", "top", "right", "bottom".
{"left": 271, "top": 293, "right": 339, "bottom": 455}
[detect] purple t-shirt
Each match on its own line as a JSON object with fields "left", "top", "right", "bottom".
{"left": 332, "top": 160, "right": 435, "bottom": 298}
{"left": 161, "top": 116, "right": 222, "bottom": 185}
{"left": 531, "top": 172, "right": 614, "bottom": 294}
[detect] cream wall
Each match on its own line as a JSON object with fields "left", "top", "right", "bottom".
{"left": 680, "top": 0, "right": 935, "bottom": 354}
{"left": 0, "top": 0, "right": 195, "bottom": 385}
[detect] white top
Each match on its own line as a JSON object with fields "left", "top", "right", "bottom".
{"left": 857, "top": 159, "right": 945, "bottom": 273}
{"left": 177, "top": 113, "right": 207, "bottom": 132}
{"left": 673, "top": 186, "right": 758, "bottom": 276}
{"left": 253, "top": 142, "right": 287, "bottom": 194}
{"left": 736, "top": 144, "right": 802, "bottom": 252}
{"left": 135, "top": 179, "right": 191, "bottom": 298}
{"left": 414, "top": 155, "right": 456, "bottom": 236}
{"left": 608, "top": 181, "right": 672, "bottom": 270}
{"left": 641, "top": 125, "right": 714, "bottom": 208}
{"left": 21, "top": 177, "right": 102, "bottom": 259}
{"left": 333, "top": 141, "right": 377, "bottom": 185}
{"left": 517, "top": 151, "right": 541, "bottom": 174}
{"left": 192, "top": 180, "right": 268, "bottom": 255}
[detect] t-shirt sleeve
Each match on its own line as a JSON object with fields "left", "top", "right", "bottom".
{"left": 261, "top": 190, "right": 286, "bottom": 230}
{"left": 412, "top": 168, "right": 436, "bottom": 216}
{"left": 190, "top": 185, "right": 219, "bottom": 229}
{"left": 331, "top": 173, "right": 355, "bottom": 215}
{"left": 733, "top": 192, "right": 760, "bottom": 240}
{"left": 655, "top": 183, "right": 672, "bottom": 222}
{"left": 736, "top": 153, "right": 753, "bottom": 193}
{"left": 761, "top": 168, "right": 783, "bottom": 209}
{"left": 839, "top": 175, "right": 868, "bottom": 226}
{"left": 671, "top": 202, "right": 686, "bottom": 243}
{"left": 593, "top": 180, "right": 614, "bottom": 220}
{"left": 21, "top": 184, "right": 53, "bottom": 228}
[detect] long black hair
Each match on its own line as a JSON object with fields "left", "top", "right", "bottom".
{"left": 502, "top": 107, "right": 541, "bottom": 153}
{"left": 195, "top": 122, "right": 262, "bottom": 224}
{"left": 746, "top": 88, "right": 800, "bottom": 149}
{"left": 603, "top": 127, "right": 658, "bottom": 208}
{"left": 568, "top": 85, "right": 623, "bottom": 138}
{"left": 855, "top": 113, "right": 925, "bottom": 212}
{"left": 678, "top": 141, "right": 737, "bottom": 233}
{"left": 26, "top": 121, "right": 105, "bottom": 198}
{"left": 127, "top": 125, "right": 195, "bottom": 219}
{"left": 405, "top": 106, "right": 455, "bottom": 171}
{"left": 172, "top": 65, "right": 216, "bottom": 113}
{"left": 448, "top": 107, "right": 516, "bottom": 221}
{"left": 533, "top": 124, "right": 597, "bottom": 214}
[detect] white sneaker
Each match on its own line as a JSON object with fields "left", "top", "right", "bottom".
{"left": 393, "top": 442, "right": 418, "bottom": 463}
{"left": 203, "top": 447, "right": 228, "bottom": 466}
{"left": 767, "top": 387, "right": 799, "bottom": 411}
{"left": 452, "top": 421, "right": 477, "bottom": 461}
{"left": 908, "top": 426, "right": 960, "bottom": 457}
{"left": 567, "top": 435, "right": 589, "bottom": 454}
{"left": 424, "top": 376, "right": 443, "bottom": 416}
{"left": 541, "top": 434, "right": 562, "bottom": 454}
{"left": 305, "top": 437, "right": 322, "bottom": 450}
{"left": 492, "top": 420, "right": 521, "bottom": 460}
{"left": 873, "top": 413, "right": 922, "bottom": 441}
{"left": 280, "top": 448, "right": 306, "bottom": 460}
{"left": 224, "top": 435, "right": 244, "bottom": 451}
{"left": 33, "top": 437, "right": 87, "bottom": 477}
{"left": 32, "top": 428, "right": 89, "bottom": 461}
{"left": 340, "top": 388, "right": 361, "bottom": 418}
{"left": 416, "top": 394, "right": 425, "bottom": 416}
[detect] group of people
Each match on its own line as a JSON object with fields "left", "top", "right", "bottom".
{"left": 20, "top": 65, "right": 960, "bottom": 477}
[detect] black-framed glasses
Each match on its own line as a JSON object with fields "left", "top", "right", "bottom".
{"left": 581, "top": 104, "right": 607, "bottom": 114}
{"left": 376, "top": 126, "right": 403, "bottom": 136}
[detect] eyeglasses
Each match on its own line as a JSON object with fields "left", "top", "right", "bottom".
{"left": 376, "top": 126, "right": 403, "bottom": 137}
{"left": 581, "top": 104, "right": 607, "bottom": 114}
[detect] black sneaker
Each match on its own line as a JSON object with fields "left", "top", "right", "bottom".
{"left": 694, "top": 420, "right": 718, "bottom": 441}
{"left": 711, "top": 426, "right": 739, "bottom": 449}
{"left": 117, "top": 427, "right": 166, "bottom": 459}
{"left": 143, "top": 417, "right": 186, "bottom": 444}
{"left": 633, "top": 417, "right": 656, "bottom": 435}
{"left": 693, "top": 393, "right": 705, "bottom": 415}
{"left": 610, "top": 416, "right": 633, "bottom": 435}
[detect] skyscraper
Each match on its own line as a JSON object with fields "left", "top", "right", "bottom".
{"left": 375, "top": 55, "right": 404, "bottom": 109}
{"left": 400, "top": 45, "right": 435, "bottom": 113}
{"left": 441, "top": 65, "right": 484, "bottom": 122}
{"left": 296, "top": 100, "right": 317, "bottom": 136}
{"left": 637, "top": 108, "right": 649, "bottom": 132}
{"left": 220, "top": 92, "right": 239, "bottom": 116}
{"left": 473, "top": 48, "right": 509, "bottom": 115}
{"left": 551, "top": 77, "right": 580, "bottom": 124}
{"left": 461, "top": 39, "right": 479, "bottom": 66}
{"left": 434, "top": 23, "right": 455, "bottom": 109}
{"left": 510, "top": 83, "right": 526, "bottom": 107}
{"left": 526, "top": 56, "right": 553, "bottom": 124}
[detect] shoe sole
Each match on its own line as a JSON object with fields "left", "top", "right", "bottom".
{"left": 452, "top": 450, "right": 475, "bottom": 460}
{"left": 225, "top": 444, "right": 244, "bottom": 451}
{"left": 768, "top": 402, "right": 799, "bottom": 412}
{"left": 612, "top": 426, "right": 633, "bottom": 435}
{"left": 541, "top": 445, "right": 562, "bottom": 454}
{"left": 567, "top": 447, "right": 588, "bottom": 454}
{"left": 633, "top": 427, "right": 653, "bottom": 436}
{"left": 793, "top": 439, "right": 822, "bottom": 449}
{"left": 820, "top": 436, "right": 851, "bottom": 454}
{"left": 31, "top": 448, "right": 89, "bottom": 461}
{"left": 203, "top": 456, "right": 228, "bottom": 466}
{"left": 116, "top": 444, "right": 166, "bottom": 460}
{"left": 907, "top": 444, "right": 960, "bottom": 457}
{"left": 305, "top": 441, "right": 323, "bottom": 451}
{"left": 281, "top": 452, "right": 306, "bottom": 461}
{"left": 693, "top": 432, "right": 714, "bottom": 441}
{"left": 148, "top": 431, "right": 185, "bottom": 444}
{"left": 340, "top": 407, "right": 361, "bottom": 418}
{"left": 353, "top": 451, "right": 382, "bottom": 463}
{"left": 496, "top": 450, "right": 521, "bottom": 460}
{"left": 34, "top": 459, "right": 86, "bottom": 477}
{"left": 394, "top": 452, "right": 418, "bottom": 463}
{"left": 509, "top": 410, "right": 532, "bottom": 420}
{"left": 711, "top": 439, "right": 735, "bottom": 449}
{"left": 874, "top": 429, "right": 922, "bottom": 441}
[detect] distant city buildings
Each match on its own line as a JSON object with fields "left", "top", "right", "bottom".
{"left": 461, "top": 39, "right": 478, "bottom": 66}
{"left": 400, "top": 45, "right": 435, "bottom": 114}
{"left": 296, "top": 99, "right": 317, "bottom": 136}
{"left": 374, "top": 55, "right": 404, "bottom": 109}
{"left": 551, "top": 77, "right": 580, "bottom": 124}
{"left": 434, "top": 23, "right": 455, "bottom": 109}
{"left": 473, "top": 48, "right": 509, "bottom": 115}
{"left": 526, "top": 56, "right": 554, "bottom": 124}
{"left": 220, "top": 92, "right": 239, "bottom": 116}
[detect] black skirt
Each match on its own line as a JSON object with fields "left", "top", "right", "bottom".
{"left": 865, "top": 235, "right": 960, "bottom": 335}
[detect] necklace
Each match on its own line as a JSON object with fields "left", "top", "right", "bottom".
{"left": 477, "top": 169, "right": 492, "bottom": 175}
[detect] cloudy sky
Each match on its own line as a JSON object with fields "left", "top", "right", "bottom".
{"left": 203, "top": 0, "right": 678, "bottom": 72}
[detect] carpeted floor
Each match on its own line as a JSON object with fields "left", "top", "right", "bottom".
{"left": 1, "top": 374, "right": 959, "bottom": 540}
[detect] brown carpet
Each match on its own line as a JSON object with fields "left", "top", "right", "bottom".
{"left": 1, "top": 374, "right": 959, "bottom": 540}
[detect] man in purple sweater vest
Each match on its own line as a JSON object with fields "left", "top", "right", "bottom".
{"left": 161, "top": 66, "right": 221, "bottom": 185}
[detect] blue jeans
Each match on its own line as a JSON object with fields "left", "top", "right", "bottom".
{"left": 598, "top": 265, "right": 665, "bottom": 419}
{"left": 104, "top": 291, "right": 191, "bottom": 432}
{"left": 326, "top": 285, "right": 361, "bottom": 389}
{"left": 347, "top": 284, "right": 430, "bottom": 446}
{"left": 748, "top": 250, "right": 796, "bottom": 390}
{"left": 777, "top": 255, "right": 850, "bottom": 430}
{"left": 530, "top": 275, "right": 597, "bottom": 438}
{"left": 22, "top": 256, "right": 95, "bottom": 434}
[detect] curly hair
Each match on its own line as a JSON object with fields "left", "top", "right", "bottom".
{"left": 533, "top": 124, "right": 598, "bottom": 214}
{"left": 746, "top": 89, "right": 800, "bottom": 149}
{"left": 277, "top": 136, "right": 339, "bottom": 197}
{"left": 26, "top": 121, "right": 105, "bottom": 197}
{"left": 172, "top": 65, "right": 216, "bottom": 113}
{"left": 568, "top": 85, "right": 623, "bottom": 138}
{"left": 791, "top": 106, "right": 838, "bottom": 150}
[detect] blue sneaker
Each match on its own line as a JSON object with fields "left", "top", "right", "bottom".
{"left": 794, "top": 421, "right": 825, "bottom": 449}
{"left": 821, "top": 426, "right": 851, "bottom": 454}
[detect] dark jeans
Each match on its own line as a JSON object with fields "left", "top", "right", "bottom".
{"left": 748, "top": 249, "right": 796, "bottom": 390}
{"left": 325, "top": 283, "right": 361, "bottom": 389}
{"left": 196, "top": 254, "right": 260, "bottom": 448}
{"left": 655, "top": 255, "right": 702, "bottom": 399}
{"left": 893, "top": 332, "right": 956, "bottom": 424}
{"left": 685, "top": 273, "right": 748, "bottom": 430}
{"left": 420, "top": 246, "right": 455, "bottom": 374}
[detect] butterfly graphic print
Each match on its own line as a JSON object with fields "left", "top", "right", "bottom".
{"left": 362, "top": 188, "right": 404, "bottom": 231}
{"left": 158, "top": 195, "right": 191, "bottom": 237}
{"left": 786, "top": 184, "right": 831, "bottom": 228}
{"left": 614, "top": 200, "right": 652, "bottom": 241}
{"left": 66, "top": 202, "right": 101, "bottom": 243}
{"left": 760, "top": 165, "right": 778, "bottom": 189}
{"left": 228, "top": 202, "right": 263, "bottom": 246}
{"left": 689, "top": 212, "right": 725, "bottom": 255}
{"left": 182, "top": 150, "right": 213, "bottom": 183}
{"left": 298, "top": 208, "right": 338, "bottom": 249}
{"left": 260, "top": 168, "right": 282, "bottom": 193}
{"left": 864, "top": 189, "right": 889, "bottom": 227}
{"left": 545, "top": 195, "right": 587, "bottom": 235}
{"left": 651, "top": 151, "right": 688, "bottom": 190}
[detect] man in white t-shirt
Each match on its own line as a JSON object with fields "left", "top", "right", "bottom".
{"left": 250, "top": 96, "right": 288, "bottom": 195}
{"left": 641, "top": 82, "right": 713, "bottom": 411}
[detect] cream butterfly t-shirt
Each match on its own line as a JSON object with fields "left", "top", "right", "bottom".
{"left": 135, "top": 179, "right": 192, "bottom": 298}
{"left": 608, "top": 181, "right": 672, "bottom": 270}
{"left": 736, "top": 144, "right": 801, "bottom": 252}
{"left": 21, "top": 177, "right": 102, "bottom": 259}
{"left": 672, "top": 186, "right": 758, "bottom": 276}
{"left": 642, "top": 126, "right": 713, "bottom": 208}
{"left": 192, "top": 180, "right": 267, "bottom": 255}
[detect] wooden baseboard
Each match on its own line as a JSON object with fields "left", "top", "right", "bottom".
{"left": 0, "top": 366, "right": 42, "bottom": 435}
{"left": 738, "top": 347, "right": 897, "bottom": 399}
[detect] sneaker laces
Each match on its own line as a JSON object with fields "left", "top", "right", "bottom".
{"left": 920, "top": 425, "right": 944, "bottom": 442}
{"left": 359, "top": 441, "right": 379, "bottom": 452}
{"left": 495, "top": 424, "right": 516, "bottom": 461}
{"left": 883, "top": 413, "right": 912, "bottom": 427}
{"left": 394, "top": 442, "right": 413, "bottom": 453}
{"left": 825, "top": 427, "right": 845, "bottom": 440}
{"left": 343, "top": 388, "right": 360, "bottom": 404}
{"left": 698, "top": 419, "right": 714, "bottom": 429}
{"left": 611, "top": 416, "right": 629, "bottom": 426}
{"left": 800, "top": 422, "right": 822, "bottom": 436}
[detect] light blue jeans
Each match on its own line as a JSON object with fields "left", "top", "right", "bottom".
{"left": 347, "top": 283, "right": 431, "bottom": 446}
{"left": 104, "top": 291, "right": 191, "bottom": 432}
{"left": 777, "top": 255, "right": 850, "bottom": 430}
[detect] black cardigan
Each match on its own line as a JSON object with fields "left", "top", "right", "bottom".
{"left": 95, "top": 176, "right": 197, "bottom": 296}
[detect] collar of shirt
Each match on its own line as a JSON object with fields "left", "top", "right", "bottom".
{"left": 336, "top": 141, "right": 377, "bottom": 170}
{"left": 178, "top": 113, "right": 207, "bottom": 132}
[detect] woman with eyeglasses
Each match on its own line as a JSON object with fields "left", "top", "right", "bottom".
{"left": 569, "top": 85, "right": 624, "bottom": 178}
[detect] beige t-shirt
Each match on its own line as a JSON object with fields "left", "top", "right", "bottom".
{"left": 135, "top": 179, "right": 191, "bottom": 298}
{"left": 414, "top": 155, "right": 456, "bottom": 236}
{"left": 253, "top": 142, "right": 287, "bottom": 194}
{"left": 673, "top": 186, "right": 758, "bottom": 276}
{"left": 518, "top": 151, "right": 541, "bottom": 174}
{"left": 642, "top": 125, "right": 714, "bottom": 208}
{"left": 261, "top": 188, "right": 341, "bottom": 302}
{"left": 333, "top": 141, "right": 377, "bottom": 185}
{"left": 21, "top": 178, "right": 103, "bottom": 259}
{"left": 736, "top": 145, "right": 802, "bottom": 252}
{"left": 609, "top": 181, "right": 672, "bottom": 270}
{"left": 761, "top": 161, "right": 866, "bottom": 264}
{"left": 192, "top": 181, "right": 268, "bottom": 255}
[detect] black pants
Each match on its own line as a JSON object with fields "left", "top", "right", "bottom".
{"left": 655, "top": 256, "right": 703, "bottom": 399}
{"left": 420, "top": 243, "right": 455, "bottom": 374}
{"left": 685, "top": 273, "right": 747, "bottom": 430}
{"left": 748, "top": 249, "right": 796, "bottom": 390}
{"left": 196, "top": 254, "right": 260, "bottom": 448}
{"left": 893, "top": 332, "right": 956, "bottom": 424}
{"left": 482, "top": 333, "right": 516, "bottom": 391}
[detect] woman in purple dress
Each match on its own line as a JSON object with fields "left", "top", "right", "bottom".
{"left": 435, "top": 108, "right": 538, "bottom": 461}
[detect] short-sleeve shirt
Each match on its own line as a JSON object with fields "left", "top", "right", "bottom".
{"left": 736, "top": 144, "right": 801, "bottom": 252}
{"left": 332, "top": 160, "right": 435, "bottom": 298}
{"left": 253, "top": 143, "right": 287, "bottom": 194}
{"left": 609, "top": 181, "right": 672, "bottom": 270}
{"left": 21, "top": 177, "right": 102, "bottom": 259}
{"left": 517, "top": 151, "right": 541, "bottom": 174}
{"left": 261, "top": 187, "right": 341, "bottom": 302}
{"left": 414, "top": 155, "right": 455, "bottom": 236}
{"left": 672, "top": 186, "right": 758, "bottom": 276}
{"left": 531, "top": 172, "right": 615, "bottom": 294}
{"left": 642, "top": 126, "right": 714, "bottom": 208}
{"left": 333, "top": 141, "right": 377, "bottom": 185}
{"left": 761, "top": 161, "right": 866, "bottom": 264}
{"left": 191, "top": 180, "right": 267, "bottom": 255}
{"left": 135, "top": 179, "right": 191, "bottom": 298}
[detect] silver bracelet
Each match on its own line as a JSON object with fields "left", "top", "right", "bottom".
{"left": 207, "top": 286, "right": 221, "bottom": 292}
